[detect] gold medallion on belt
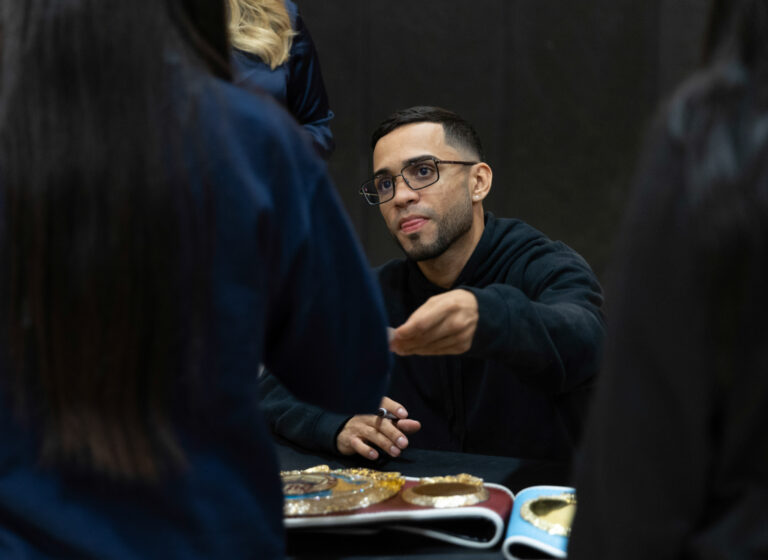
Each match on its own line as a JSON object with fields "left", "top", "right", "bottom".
{"left": 281, "top": 465, "right": 405, "bottom": 516}
{"left": 400, "top": 473, "right": 489, "bottom": 508}
{"left": 519, "top": 493, "right": 577, "bottom": 536}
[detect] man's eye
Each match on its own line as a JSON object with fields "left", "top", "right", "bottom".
{"left": 377, "top": 177, "right": 393, "bottom": 191}
{"left": 417, "top": 165, "right": 434, "bottom": 176}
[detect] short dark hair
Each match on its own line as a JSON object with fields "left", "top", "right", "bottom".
{"left": 371, "top": 106, "right": 485, "bottom": 161}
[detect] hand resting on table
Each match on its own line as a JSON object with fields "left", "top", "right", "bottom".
{"left": 336, "top": 396, "right": 421, "bottom": 460}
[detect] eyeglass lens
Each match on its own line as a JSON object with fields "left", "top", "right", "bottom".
{"left": 363, "top": 160, "right": 439, "bottom": 204}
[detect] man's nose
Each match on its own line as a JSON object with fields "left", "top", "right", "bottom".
{"left": 392, "top": 176, "right": 419, "bottom": 206}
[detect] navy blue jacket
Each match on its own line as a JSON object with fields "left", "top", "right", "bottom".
{"left": 260, "top": 213, "right": 604, "bottom": 460}
{"left": 0, "top": 76, "right": 389, "bottom": 558}
{"left": 231, "top": 0, "right": 335, "bottom": 159}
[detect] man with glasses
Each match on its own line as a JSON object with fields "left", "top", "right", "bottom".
{"left": 260, "top": 106, "right": 604, "bottom": 461}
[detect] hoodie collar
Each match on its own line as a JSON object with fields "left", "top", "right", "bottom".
{"left": 405, "top": 212, "right": 497, "bottom": 294}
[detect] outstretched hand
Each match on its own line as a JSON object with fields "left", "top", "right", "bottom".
{"left": 336, "top": 397, "right": 422, "bottom": 460}
{"left": 389, "top": 289, "right": 478, "bottom": 356}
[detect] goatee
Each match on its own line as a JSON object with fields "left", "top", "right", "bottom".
{"left": 394, "top": 196, "right": 473, "bottom": 262}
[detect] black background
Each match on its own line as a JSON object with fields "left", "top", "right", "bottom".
{"left": 299, "top": 0, "right": 709, "bottom": 279}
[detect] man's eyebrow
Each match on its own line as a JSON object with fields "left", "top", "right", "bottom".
{"left": 373, "top": 154, "right": 435, "bottom": 177}
{"left": 405, "top": 154, "right": 436, "bottom": 165}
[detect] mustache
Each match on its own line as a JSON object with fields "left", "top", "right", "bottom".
{"left": 396, "top": 208, "right": 437, "bottom": 222}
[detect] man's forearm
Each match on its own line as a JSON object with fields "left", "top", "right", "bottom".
{"left": 258, "top": 371, "right": 350, "bottom": 454}
{"left": 463, "top": 281, "right": 604, "bottom": 392}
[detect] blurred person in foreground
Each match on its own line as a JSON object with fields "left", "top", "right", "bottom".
{"left": 570, "top": 0, "right": 768, "bottom": 557}
{"left": 228, "top": 0, "right": 335, "bottom": 158}
{"left": 0, "top": 1, "right": 389, "bottom": 558}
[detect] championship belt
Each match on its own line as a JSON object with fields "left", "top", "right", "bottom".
{"left": 281, "top": 465, "right": 405, "bottom": 516}
{"left": 281, "top": 465, "right": 512, "bottom": 550}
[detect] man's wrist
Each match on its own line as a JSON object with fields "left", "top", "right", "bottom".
{"left": 318, "top": 412, "right": 353, "bottom": 454}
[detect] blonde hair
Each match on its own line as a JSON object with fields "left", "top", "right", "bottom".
{"left": 227, "top": 0, "right": 296, "bottom": 69}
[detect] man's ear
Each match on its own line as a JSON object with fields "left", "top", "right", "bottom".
{"left": 470, "top": 163, "right": 492, "bottom": 202}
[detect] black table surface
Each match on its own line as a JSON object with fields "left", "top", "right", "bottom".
{"left": 275, "top": 438, "right": 571, "bottom": 559}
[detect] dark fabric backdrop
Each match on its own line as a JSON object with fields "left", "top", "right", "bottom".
{"left": 299, "top": 0, "right": 709, "bottom": 279}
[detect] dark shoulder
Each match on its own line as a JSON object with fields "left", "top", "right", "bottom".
{"left": 489, "top": 215, "right": 547, "bottom": 242}
{"left": 479, "top": 215, "right": 595, "bottom": 285}
{"left": 288, "top": 1, "right": 321, "bottom": 59}
{"left": 230, "top": 48, "right": 270, "bottom": 77}
{"left": 193, "top": 75, "right": 326, "bottom": 189}
{"left": 201, "top": 77, "right": 309, "bottom": 149}
{"left": 284, "top": 0, "right": 299, "bottom": 26}
{"left": 375, "top": 259, "right": 409, "bottom": 293}
{"left": 486, "top": 215, "right": 572, "bottom": 255}
{"left": 375, "top": 258, "right": 407, "bottom": 281}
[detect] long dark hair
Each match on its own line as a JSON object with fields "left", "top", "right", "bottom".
{"left": 702, "top": 0, "right": 768, "bottom": 67}
{"left": 0, "top": 0, "right": 228, "bottom": 480}
{"left": 649, "top": 0, "right": 768, "bottom": 378}
{"left": 667, "top": 0, "right": 768, "bottom": 243}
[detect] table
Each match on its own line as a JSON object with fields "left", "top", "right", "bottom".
{"left": 275, "top": 437, "right": 571, "bottom": 559}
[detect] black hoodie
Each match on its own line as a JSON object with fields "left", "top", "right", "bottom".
{"left": 260, "top": 213, "right": 604, "bottom": 460}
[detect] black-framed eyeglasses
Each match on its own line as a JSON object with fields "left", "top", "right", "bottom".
{"left": 358, "top": 157, "right": 479, "bottom": 206}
